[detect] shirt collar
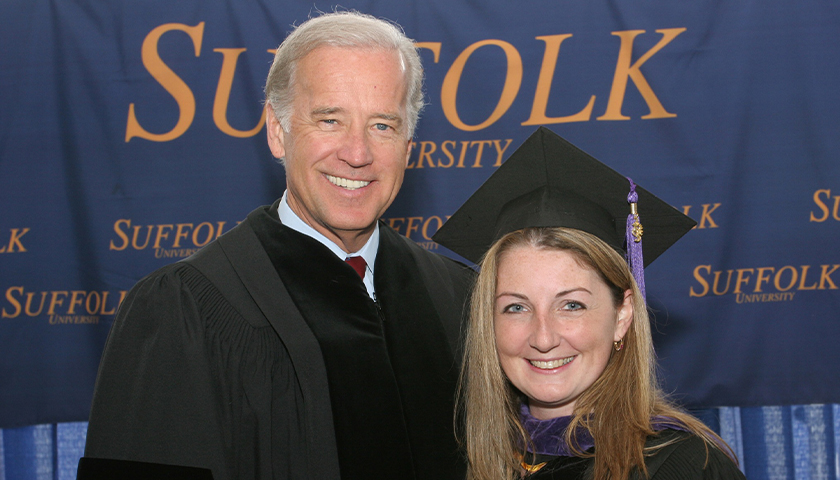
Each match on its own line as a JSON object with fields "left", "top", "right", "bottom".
{"left": 276, "top": 191, "right": 379, "bottom": 287}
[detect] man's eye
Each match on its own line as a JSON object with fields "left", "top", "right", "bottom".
{"left": 374, "top": 123, "right": 391, "bottom": 131}
{"left": 322, "top": 119, "right": 337, "bottom": 125}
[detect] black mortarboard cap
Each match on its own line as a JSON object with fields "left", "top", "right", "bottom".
{"left": 432, "top": 127, "right": 697, "bottom": 269}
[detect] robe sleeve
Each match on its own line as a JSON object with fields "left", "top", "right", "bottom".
{"left": 650, "top": 432, "right": 747, "bottom": 480}
{"left": 83, "top": 265, "right": 232, "bottom": 479}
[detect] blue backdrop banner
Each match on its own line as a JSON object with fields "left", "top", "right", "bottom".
{"left": 1, "top": 0, "right": 839, "bottom": 428}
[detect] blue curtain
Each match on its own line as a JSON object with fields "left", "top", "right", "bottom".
{"left": 693, "top": 404, "right": 839, "bottom": 479}
{"left": 1, "top": 406, "right": 838, "bottom": 480}
{"left": 0, "top": 422, "right": 87, "bottom": 480}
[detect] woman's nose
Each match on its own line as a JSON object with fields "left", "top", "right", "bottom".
{"left": 530, "top": 313, "right": 561, "bottom": 353}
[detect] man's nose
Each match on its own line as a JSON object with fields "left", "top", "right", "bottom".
{"left": 338, "top": 126, "right": 374, "bottom": 167}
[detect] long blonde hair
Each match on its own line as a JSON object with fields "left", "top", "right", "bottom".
{"left": 457, "top": 227, "right": 735, "bottom": 480}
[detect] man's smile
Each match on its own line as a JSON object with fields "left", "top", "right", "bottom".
{"left": 326, "top": 174, "right": 371, "bottom": 190}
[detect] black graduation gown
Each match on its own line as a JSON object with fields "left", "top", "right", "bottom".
{"left": 81, "top": 203, "right": 474, "bottom": 480}
{"left": 523, "top": 430, "right": 747, "bottom": 480}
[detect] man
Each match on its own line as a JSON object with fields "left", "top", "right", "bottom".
{"left": 81, "top": 11, "right": 473, "bottom": 480}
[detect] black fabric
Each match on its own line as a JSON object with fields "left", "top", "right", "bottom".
{"left": 77, "top": 458, "right": 214, "bottom": 479}
{"left": 250, "top": 206, "right": 466, "bottom": 479}
{"left": 82, "top": 259, "right": 310, "bottom": 480}
{"left": 524, "top": 430, "right": 746, "bottom": 480}
{"left": 252, "top": 210, "right": 416, "bottom": 478}
{"left": 374, "top": 223, "right": 465, "bottom": 479}
{"left": 82, "top": 203, "right": 474, "bottom": 480}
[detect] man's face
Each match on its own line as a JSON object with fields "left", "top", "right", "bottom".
{"left": 266, "top": 46, "right": 412, "bottom": 252}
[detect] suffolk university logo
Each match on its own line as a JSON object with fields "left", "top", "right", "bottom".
{"left": 685, "top": 194, "right": 839, "bottom": 303}
{"left": 109, "top": 218, "right": 236, "bottom": 257}
{"left": 125, "top": 23, "right": 685, "bottom": 142}
{"left": 690, "top": 264, "right": 839, "bottom": 303}
{"left": 810, "top": 189, "right": 840, "bottom": 222}
{"left": 384, "top": 215, "right": 450, "bottom": 251}
{"left": 407, "top": 139, "right": 514, "bottom": 169}
{"left": 0, "top": 228, "right": 29, "bottom": 253}
{"left": 2, "top": 287, "right": 127, "bottom": 325}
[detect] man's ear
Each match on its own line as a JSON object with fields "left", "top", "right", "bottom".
{"left": 404, "top": 140, "right": 413, "bottom": 166}
{"left": 265, "top": 104, "right": 286, "bottom": 160}
{"left": 615, "top": 289, "right": 634, "bottom": 341}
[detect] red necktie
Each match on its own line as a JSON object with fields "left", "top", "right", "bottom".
{"left": 345, "top": 256, "right": 367, "bottom": 280}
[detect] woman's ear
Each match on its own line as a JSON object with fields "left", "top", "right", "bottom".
{"left": 614, "top": 289, "right": 634, "bottom": 341}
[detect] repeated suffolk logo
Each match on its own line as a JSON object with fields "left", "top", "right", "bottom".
{"left": 690, "top": 264, "right": 838, "bottom": 303}
{"left": 407, "top": 139, "right": 514, "bottom": 169}
{"left": 109, "top": 219, "right": 237, "bottom": 258}
{"left": 0, "top": 228, "right": 30, "bottom": 253}
{"left": 383, "top": 215, "right": 451, "bottom": 251}
{"left": 2, "top": 286, "right": 127, "bottom": 324}
{"left": 810, "top": 189, "right": 840, "bottom": 222}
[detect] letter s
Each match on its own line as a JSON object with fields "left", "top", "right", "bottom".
{"left": 109, "top": 219, "right": 131, "bottom": 251}
{"left": 810, "top": 189, "right": 831, "bottom": 222}
{"left": 689, "top": 265, "right": 711, "bottom": 297}
{"left": 125, "top": 22, "right": 205, "bottom": 142}
{"left": 2, "top": 286, "right": 23, "bottom": 318}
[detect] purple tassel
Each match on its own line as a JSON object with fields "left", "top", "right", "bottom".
{"left": 625, "top": 178, "right": 646, "bottom": 301}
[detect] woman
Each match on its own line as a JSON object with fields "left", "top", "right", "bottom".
{"left": 434, "top": 127, "right": 745, "bottom": 479}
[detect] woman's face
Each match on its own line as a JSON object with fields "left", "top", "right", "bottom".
{"left": 494, "top": 245, "right": 633, "bottom": 420}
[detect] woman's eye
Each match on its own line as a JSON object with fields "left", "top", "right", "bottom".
{"left": 564, "top": 301, "right": 584, "bottom": 311}
{"left": 503, "top": 304, "right": 525, "bottom": 313}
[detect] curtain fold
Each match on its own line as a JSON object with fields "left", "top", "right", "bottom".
{"left": 0, "top": 422, "right": 87, "bottom": 480}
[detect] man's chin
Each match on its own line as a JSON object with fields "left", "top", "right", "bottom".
{"left": 319, "top": 214, "right": 378, "bottom": 235}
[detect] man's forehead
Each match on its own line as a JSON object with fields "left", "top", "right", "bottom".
{"left": 303, "top": 44, "right": 402, "bottom": 65}
{"left": 295, "top": 46, "right": 406, "bottom": 87}
{"left": 295, "top": 52, "right": 407, "bottom": 103}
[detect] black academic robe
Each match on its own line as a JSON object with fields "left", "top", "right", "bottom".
{"left": 82, "top": 203, "right": 474, "bottom": 480}
{"left": 523, "top": 430, "right": 747, "bottom": 480}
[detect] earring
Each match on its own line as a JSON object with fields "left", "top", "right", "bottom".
{"left": 613, "top": 338, "right": 624, "bottom": 351}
